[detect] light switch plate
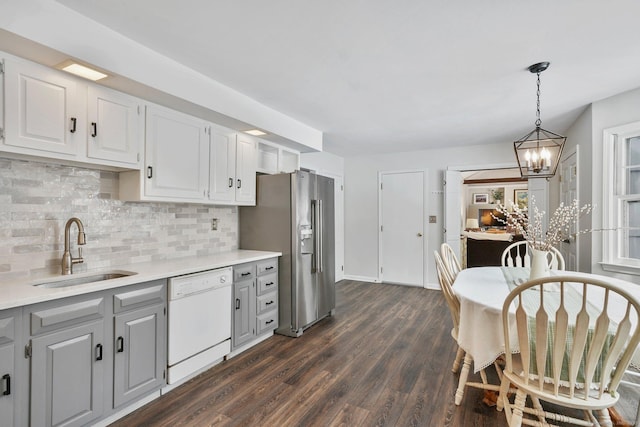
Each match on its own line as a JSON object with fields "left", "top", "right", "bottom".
{"left": 211, "top": 218, "right": 218, "bottom": 230}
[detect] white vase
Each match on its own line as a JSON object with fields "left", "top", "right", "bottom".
{"left": 529, "top": 248, "right": 550, "bottom": 280}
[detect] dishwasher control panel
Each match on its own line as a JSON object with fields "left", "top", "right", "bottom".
{"left": 169, "top": 266, "right": 232, "bottom": 300}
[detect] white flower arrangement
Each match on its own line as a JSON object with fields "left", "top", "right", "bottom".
{"left": 492, "top": 195, "right": 592, "bottom": 252}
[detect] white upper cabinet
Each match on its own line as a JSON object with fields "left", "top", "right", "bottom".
{"left": 256, "top": 140, "right": 299, "bottom": 174}
{"left": 235, "top": 134, "right": 257, "bottom": 204}
{"left": 143, "top": 104, "right": 209, "bottom": 200}
{"left": 3, "top": 57, "right": 84, "bottom": 158}
{"left": 1, "top": 54, "right": 142, "bottom": 169}
{"left": 209, "top": 124, "right": 237, "bottom": 203}
{"left": 208, "top": 130, "right": 256, "bottom": 205}
{"left": 86, "top": 85, "right": 141, "bottom": 166}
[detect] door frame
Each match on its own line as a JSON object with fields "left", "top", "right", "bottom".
{"left": 378, "top": 169, "right": 428, "bottom": 287}
{"left": 559, "top": 146, "right": 580, "bottom": 270}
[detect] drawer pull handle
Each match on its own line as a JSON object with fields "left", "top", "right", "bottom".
{"left": 265, "top": 266, "right": 274, "bottom": 270}
{"left": 91, "top": 122, "right": 98, "bottom": 137}
{"left": 96, "top": 343, "right": 103, "bottom": 361}
{"left": 241, "top": 272, "right": 251, "bottom": 277}
{"left": 235, "top": 298, "right": 240, "bottom": 310}
{"left": 116, "top": 336, "right": 124, "bottom": 353}
{"left": 265, "top": 319, "right": 274, "bottom": 325}
{"left": 228, "top": 177, "right": 233, "bottom": 188}
{"left": 237, "top": 179, "right": 242, "bottom": 189}
{"left": 2, "top": 374, "right": 10, "bottom": 396}
{"left": 265, "top": 282, "right": 274, "bottom": 286}
{"left": 265, "top": 301, "right": 274, "bottom": 305}
{"left": 69, "top": 117, "right": 77, "bottom": 133}
{"left": 147, "top": 166, "right": 153, "bottom": 179}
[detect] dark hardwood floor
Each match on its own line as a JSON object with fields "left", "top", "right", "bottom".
{"left": 109, "top": 280, "right": 639, "bottom": 427}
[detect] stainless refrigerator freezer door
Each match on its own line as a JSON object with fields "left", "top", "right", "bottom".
{"left": 293, "top": 171, "right": 317, "bottom": 332}
{"left": 316, "top": 174, "right": 336, "bottom": 316}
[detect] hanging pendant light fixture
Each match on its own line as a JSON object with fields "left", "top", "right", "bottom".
{"left": 513, "top": 62, "right": 565, "bottom": 179}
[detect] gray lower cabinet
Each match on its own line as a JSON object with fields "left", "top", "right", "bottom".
{"left": 113, "top": 283, "right": 166, "bottom": 409}
{"left": 28, "top": 296, "right": 106, "bottom": 427}
{"left": 233, "top": 264, "right": 256, "bottom": 349}
{"left": 0, "top": 308, "right": 21, "bottom": 427}
{"left": 24, "top": 279, "right": 166, "bottom": 427}
{"left": 232, "top": 258, "right": 278, "bottom": 350}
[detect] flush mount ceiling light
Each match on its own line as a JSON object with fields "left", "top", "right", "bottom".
{"left": 244, "top": 129, "right": 267, "bottom": 136}
{"left": 513, "top": 62, "right": 565, "bottom": 179}
{"left": 56, "top": 60, "right": 108, "bottom": 81}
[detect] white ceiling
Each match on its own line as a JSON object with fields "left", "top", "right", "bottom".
{"left": 56, "top": 0, "right": 640, "bottom": 157}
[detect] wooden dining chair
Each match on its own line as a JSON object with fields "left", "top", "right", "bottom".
{"left": 501, "top": 241, "right": 565, "bottom": 270}
{"left": 434, "top": 251, "right": 503, "bottom": 405}
{"left": 441, "top": 243, "right": 462, "bottom": 280}
{"left": 498, "top": 275, "right": 640, "bottom": 427}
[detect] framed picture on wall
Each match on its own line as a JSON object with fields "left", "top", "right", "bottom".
{"left": 514, "top": 189, "right": 528, "bottom": 209}
{"left": 473, "top": 193, "right": 489, "bottom": 204}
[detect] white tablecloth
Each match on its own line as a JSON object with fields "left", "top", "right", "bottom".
{"left": 452, "top": 266, "right": 640, "bottom": 373}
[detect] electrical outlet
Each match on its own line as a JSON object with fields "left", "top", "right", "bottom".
{"left": 211, "top": 218, "right": 218, "bottom": 231}
{"left": 429, "top": 216, "right": 437, "bottom": 223}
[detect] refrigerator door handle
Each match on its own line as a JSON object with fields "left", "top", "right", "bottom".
{"left": 312, "top": 199, "right": 323, "bottom": 273}
{"left": 318, "top": 199, "right": 323, "bottom": 273}
{"left": 311, "top": 199, "right": 317, "bottom": 273}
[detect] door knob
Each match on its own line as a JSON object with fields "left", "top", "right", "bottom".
{"left": 417, "top": 233, "right": 423, "bottom": 237}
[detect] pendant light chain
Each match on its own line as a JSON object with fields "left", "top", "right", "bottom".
{"left": 535, "top": 72, "right": 542, "bottom": 128}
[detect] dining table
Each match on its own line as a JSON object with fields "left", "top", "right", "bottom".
{"left": 452, "top": 266, "right": 640, "bottom": 374}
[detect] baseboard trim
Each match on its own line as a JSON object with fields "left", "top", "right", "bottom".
{"left": 342, "top": 275, "right": 380, "bottom": 283}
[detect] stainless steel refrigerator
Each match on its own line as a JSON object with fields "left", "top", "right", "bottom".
{"left": 239, "top": 171, "right": 335, "bottom": 337}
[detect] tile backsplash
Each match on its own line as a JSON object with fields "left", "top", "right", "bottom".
{"left": 0, "top": 158, "right": 238, "bottom": 281}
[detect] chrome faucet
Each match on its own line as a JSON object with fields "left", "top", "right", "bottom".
{"left": 62, "top": 217, "right": 86, "bottom": 275}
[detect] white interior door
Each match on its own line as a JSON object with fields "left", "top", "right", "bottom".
{"left": 559, "top": 149, "right": 579, "bottom": 271}
{"left": 379, "top": 171, "right": 425, "bottom": 286}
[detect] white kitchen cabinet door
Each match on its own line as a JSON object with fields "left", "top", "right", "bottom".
{"left": 87, "top": 86, "right": 141, "bottom": 166}
{"left": 209, "top": 125, "right": 237, "bottom": 202}
{"left": 235, "top": 134, "right": 257, "bottom": 204}
{"left": 4, "top": 58, "right": 84, "bottom": 157}
{"left": 144, "top": 105, "right": 209, "bottom": 200}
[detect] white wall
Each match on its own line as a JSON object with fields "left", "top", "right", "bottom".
{"left": 300, "top": 152, "right": 345, "bottom": 175}
{"left": 344, "top": 142, "right": 516, "bottom": 286}
{"left": 590, "top": 87, "right": 640, "bottom": 282}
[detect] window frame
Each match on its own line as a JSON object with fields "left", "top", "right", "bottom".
{"left": 601, "top": 121, "right": 640, "bottom": 275}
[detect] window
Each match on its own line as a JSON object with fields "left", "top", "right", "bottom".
{"left": 602, "top": 122, "right": 640, "bottom": 274}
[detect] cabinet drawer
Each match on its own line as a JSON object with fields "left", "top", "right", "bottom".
{"left": 256, "top": 258, "right": 278, "bottom": 276}
{"left": 256, "top": 311, "right": 278, "bottom": 335}
{"left": 256, "top": 292, "right": 278, "bottom": 315}
{"left": 30, "top": 297, "right": 105, "bottom": 336}
{"left": 113, "top": 280, "right": 166, "bottom": 314}
{"left": 234, "top": 263, "right": 255, "bottom": 282}
{"left": 257, "top": 273, "right": 278, "bottom": 295}
{"left": 0, "top": 315, "right": 15, "bottom": 345}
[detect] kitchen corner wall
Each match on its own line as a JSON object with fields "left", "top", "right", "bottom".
{"left": 0, "top": 158, "right": 238, "bottom": 282}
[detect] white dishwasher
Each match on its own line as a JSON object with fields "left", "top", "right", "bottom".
{"left": 167, "top": 266, "right": 232, "bottom": 384}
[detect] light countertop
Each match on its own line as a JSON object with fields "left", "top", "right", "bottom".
{"left": 0, "top": 249, "right": 281, "bottom": 310}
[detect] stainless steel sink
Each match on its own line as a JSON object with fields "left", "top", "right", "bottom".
{"left": 33, "top": 271, "right": 137, "bottom": 288}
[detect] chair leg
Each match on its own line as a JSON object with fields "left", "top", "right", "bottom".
{"left": 510, "top": 389, "right": 527, "bottom": 427}
{"left": 496, "top": 374, "right": 510, "bottom": 412}
{"left": 455, "top": 353, "right": 473, "bottom": 405}
{"left": 452, "top": 346, "right": 464, "bottom": 373}
{"left": 595, "top": 408, "right": 612, "bottom": 427}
